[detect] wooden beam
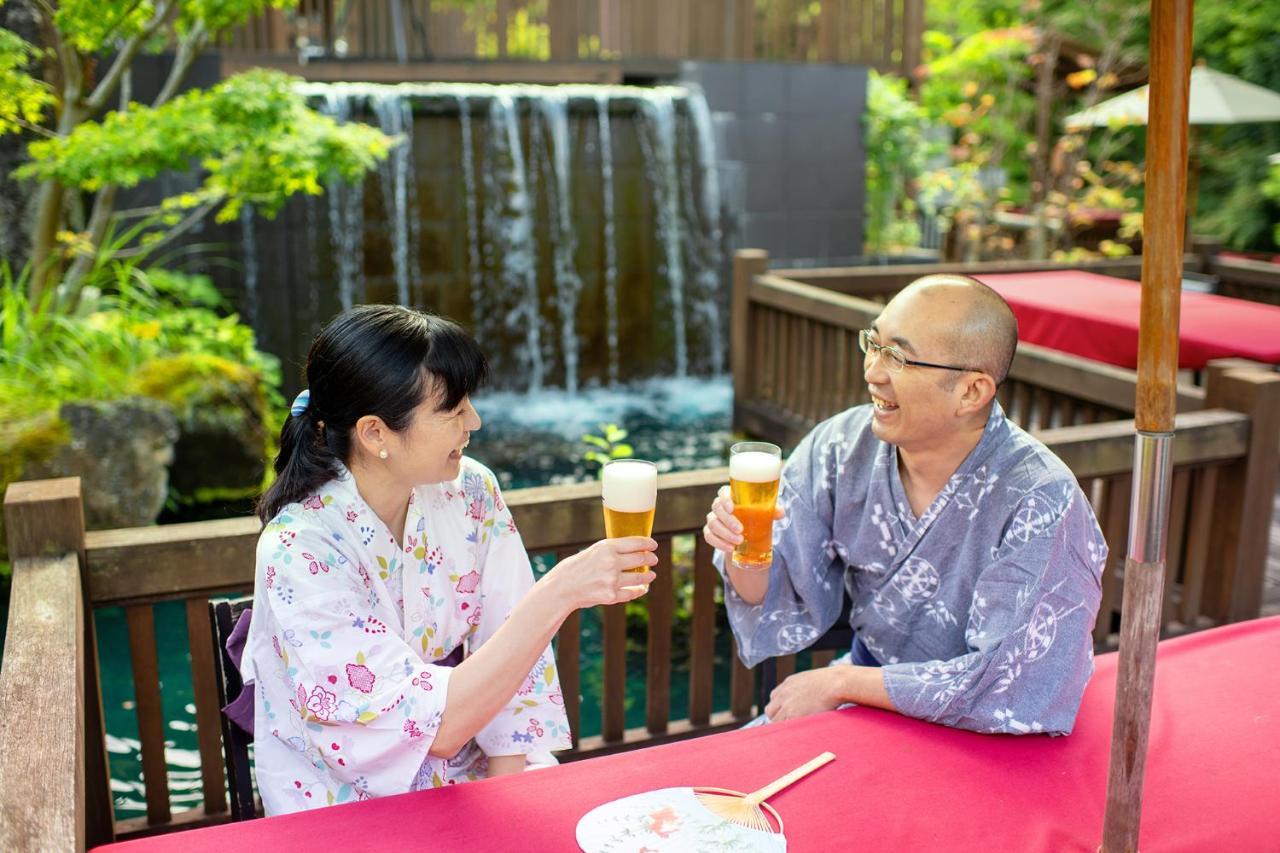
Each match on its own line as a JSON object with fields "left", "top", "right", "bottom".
{"left": 1102, "top": 0, "right": 1195, "bottom": 848}
{"left": 0, "top": 554, "right": 84, "bottom": 853}
{"left": 84, "top": 470, "right": 731, "bottom": 605}
{"left": 3, "top": 478, "right": 113, "bottom": 846}
{"left": 218, "top": 57, "right": 680, "bottom": 85}
{"left": 1202, "top": 368, "right": 1280, "bottom": 622}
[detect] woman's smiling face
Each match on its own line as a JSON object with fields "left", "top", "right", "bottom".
{"left": 388, "top": 387, "right": 483, "bottom": 485}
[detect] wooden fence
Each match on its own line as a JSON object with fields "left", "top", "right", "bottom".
{"left": 221, "top": 0, "right": 923, "bottom": 76}
{"left": 0, "top": 469, "right": 755, "bottom": 846}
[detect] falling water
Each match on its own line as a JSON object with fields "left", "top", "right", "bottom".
{"left": 687, "top": 88, "right": 725, "bottom": 376}
{"left": 638, "top": 90, "right": 687, "bottom": 378}
{"left": 486, "top": 92, "right": 544, "bottom": 392}
{"left": 370, "top": 89, "right": 417, "bottom": 305}
{"left": 595, "top": 94, "right": 620, "bottom": 386}
{"left": 303, "top": 195, "right": 321, "bottom": 335}
{"left": 537, "top": 92, "right": 584, "bottom": 395}
{"left": 250, "top": 82, "right": 725, "bottom": 391}
{"left": 239, "top": 204, "right": 258, "bottom": 330}
{"left": 318, "top": 90, "right": 366, "bottom": 310}
{"left": 458, "top": 95, "right": 485, "bottom": 327}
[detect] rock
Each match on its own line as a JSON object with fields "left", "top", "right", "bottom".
{"left": 25, "top": 398, "right": 178, "bottom": 529}
{"left": 129, "top": 354, "right": 271, "bottom": 506}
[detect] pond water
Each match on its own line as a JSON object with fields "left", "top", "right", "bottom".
{"left": 99, "top": 377, "right": 741, "bottom": 820}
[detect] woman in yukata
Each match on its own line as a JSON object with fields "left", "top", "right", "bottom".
{"left": 244, "top": 304, "right": 657, "bottom": 815}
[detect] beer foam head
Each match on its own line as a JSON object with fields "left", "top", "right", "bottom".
{"left": 730, "top": 451, "right": 781, "bottom": 483}
{"left": 602, "top": 460, "right": 657, "bottom": 512}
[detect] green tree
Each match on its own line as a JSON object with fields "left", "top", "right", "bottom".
{"left": 0, "top": 0, "right": 394, "bottom": 308}
{"left": 863, "top": 71, "right": 932, "bottom": 257}
{"left": 1190, "top": 2, "right": 1280, "bottom": 251}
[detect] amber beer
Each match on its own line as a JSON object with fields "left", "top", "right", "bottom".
{"left": 602, "top": 459, "right": 657, "bottom": 572}
{"left": 730, "top": 442, "right": 782, "bottom": 570}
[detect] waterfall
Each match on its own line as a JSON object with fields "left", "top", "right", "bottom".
{"left": 318, "top": 90, "right": 366, "bottom": 311}
{"left": 486, "top": 92, "right": 544, "bottom": 392}
{"left": 595, "top": 94, "right": 620, "bottom": 386}
{"left": 458, "top": 95, "right": 484, "bottom": 332}
{"left": 686, "top": 88, "right": 725, "bottom": 376}
{"left": 303, "top": 194, "right": 321, "bottom": 335}
{"left": 239, "top": 204, "right": 258, "bottom": 331}
{"left": 537, "top": 92, "right": 584, "bottom": 395}
{"left": 370, "top": 89, "right": 418, "bottom": 306}
{"left": 238, "top": 82, "right": 726, "bottom": 393}
{"left": 638, "top": 90, "right": 687, "bottom": 378}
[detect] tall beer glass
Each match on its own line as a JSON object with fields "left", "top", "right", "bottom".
{"left": 602, "top": 459, "right": 657, "bottom": 572}
{"left": 729, "top": 441, "right": 782, "bottom": 570}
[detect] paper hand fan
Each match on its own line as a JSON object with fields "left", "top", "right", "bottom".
{"left": 576, "top": 752, "right": 835, "bottom": 852}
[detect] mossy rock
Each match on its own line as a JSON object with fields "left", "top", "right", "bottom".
{"left": 130, "top": 353, "right": 271, "bottom": 506}
{"left": 21, "top": 398, "right": 179, "bottom": 530}
{"left": 0, "top": 412, "right": 72, "bottom": 558}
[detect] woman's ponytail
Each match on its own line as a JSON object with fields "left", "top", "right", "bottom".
{"left": 257, "top": 405, "right": 346, "bottom": 523}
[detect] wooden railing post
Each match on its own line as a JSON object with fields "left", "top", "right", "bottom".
{"left": 732, "top": 249, "right": 769, "bottom": 432}
{"left": 2, "top": 478, "right": 113, "bottom": 850}
{"left": 1201, "top": 364, "right": 1280, "bottom": 622}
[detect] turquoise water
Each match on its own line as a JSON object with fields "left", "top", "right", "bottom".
{"left": 98, "top": 377, "right": 740, "bottom": 820}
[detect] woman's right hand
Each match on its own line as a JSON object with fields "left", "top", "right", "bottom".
{"left": 549, "top": 537, "right": 658, "bottom": 609}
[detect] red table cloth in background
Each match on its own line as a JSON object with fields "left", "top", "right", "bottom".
{"left": 974, "top": 270, "right": 1280, "bottom": 370}
{"left": 96, "top": 617, "right": 1280, "bottom": 853}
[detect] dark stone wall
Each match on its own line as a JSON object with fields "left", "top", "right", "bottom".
{"left": 679, "top": 61, "right": 868, "bottom": 267}
{"left": 0, "top": 0, "right": 43, "bottom": 271}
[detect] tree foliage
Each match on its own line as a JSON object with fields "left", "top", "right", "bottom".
{"left": 863, "top": 71, "right": 932, "bottom": 256}
{"left": 0, "top": 0, "right": 394, "bottom": 304}
{"left": 18, "top": 70, "right": 392, "bottom": 224}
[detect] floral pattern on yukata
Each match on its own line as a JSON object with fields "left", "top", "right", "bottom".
{"left": 718, "top": 403, "right": 1106, "bottom": 735}
{"left": 244, "top": 458, "right": 570, "bottom": 815}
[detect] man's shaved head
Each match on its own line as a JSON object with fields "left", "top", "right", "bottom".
{"left": 896, "top": 274, "right": 1019, "bottom": 384}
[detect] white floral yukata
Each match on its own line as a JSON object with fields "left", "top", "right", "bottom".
{"left": 244, "top": 457, "right": 570, "bottom": 815}
{"left": 720, "top": 403, "right": 1107, "bottom": 735}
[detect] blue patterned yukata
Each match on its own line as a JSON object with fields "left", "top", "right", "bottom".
{"left": 719, "top": 403, "right": 1107, "bottom": 735}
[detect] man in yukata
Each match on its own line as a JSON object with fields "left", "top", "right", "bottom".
{"left": 703, "top": 274, "right": 1107, "bottom": 735}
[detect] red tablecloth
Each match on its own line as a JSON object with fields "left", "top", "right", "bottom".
{"left": 974, "top": 270, "right": 1280, "bottom": 370}
{"left": 98, "top": 617, "right": 1280, "bottom": 852}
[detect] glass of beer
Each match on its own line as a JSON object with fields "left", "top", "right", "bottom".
{"left": 602, "top": 459, "right": 657, "bottom": 572}
{"left": 729, "top": 441, "right": 782, "bottom": 570}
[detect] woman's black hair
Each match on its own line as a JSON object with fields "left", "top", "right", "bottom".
{"left": 257, "top": 305, "right": 488, "bottom": 523}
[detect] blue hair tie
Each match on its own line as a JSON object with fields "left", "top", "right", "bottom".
{"left": 290, "top": 389, "right": 311, "bottom": 417}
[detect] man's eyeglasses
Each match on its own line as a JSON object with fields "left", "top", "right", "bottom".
{"left": 858, "top": 329, "right": 982, "bottom": 374}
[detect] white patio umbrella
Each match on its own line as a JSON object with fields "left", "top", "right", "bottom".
{"left": 1065, "top": 65, "right": 1280, "bottom": 128}
{"left": 1065, "top": 66, "right": 1280, "bottom": 248}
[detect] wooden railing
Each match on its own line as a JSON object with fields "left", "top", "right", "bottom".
{"left": 731, "top": 251, "right": 1205, "bottom": 447}
{"left": 221, "top": 0, "right": 923, "bottom": 76}
{"left": 0, "top": 468, "right": 755, "bottom": 845}
{"left": 1209, "top": 256, "right": 1280, "bottom": 308}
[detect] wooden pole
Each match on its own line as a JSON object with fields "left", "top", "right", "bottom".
{"left": 1101, "top": 1, "right": 1194, "bottom": 851}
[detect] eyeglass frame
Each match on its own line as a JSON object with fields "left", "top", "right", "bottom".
{"left": 858, "top": 328, "right": 985, "bottom": 375}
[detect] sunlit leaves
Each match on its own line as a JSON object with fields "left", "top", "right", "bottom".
{"left": 0, "top": 29, "right": 54, "bottom": 136}
{"left": 20, "top": 70, "right": 393, "bottom": 223}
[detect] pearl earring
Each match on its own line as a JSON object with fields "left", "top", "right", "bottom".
{"left": 379, "top": 449, "right": 388, "bottom": 459}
